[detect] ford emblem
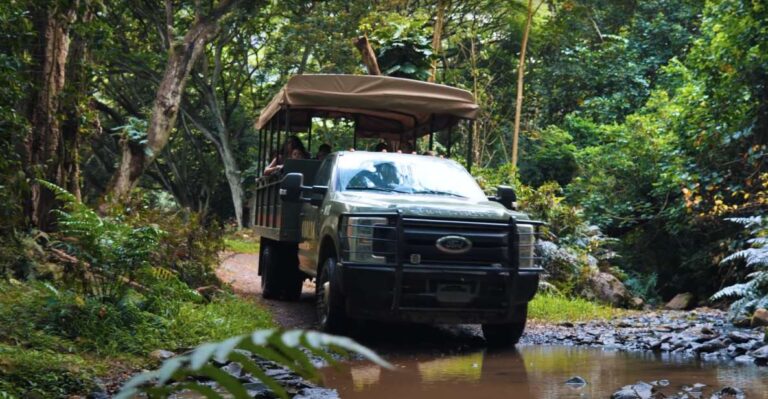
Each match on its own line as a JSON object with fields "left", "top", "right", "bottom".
{"left": 436, "top": 235, "right": 472, "bottom": 254}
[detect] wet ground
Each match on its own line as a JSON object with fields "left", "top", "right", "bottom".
{"left": 321, "top": 347, "right": 768, "bottom": 398}
{"left": 215, "top": 253, "right": 768, "bottom": 398}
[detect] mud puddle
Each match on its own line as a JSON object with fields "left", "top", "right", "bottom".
{"left": 321, "top": 346, "right": 768, "bottom": 398}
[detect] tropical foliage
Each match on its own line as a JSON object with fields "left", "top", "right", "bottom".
{"left": 116, "top": 329, "right": 391, "bottom": 399}
{"left": 712, "top": 217, "right": 768, "bottom": 319}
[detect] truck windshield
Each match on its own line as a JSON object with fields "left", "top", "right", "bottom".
{"left": 336, "top": 152, "right": 487, "bottom": 201}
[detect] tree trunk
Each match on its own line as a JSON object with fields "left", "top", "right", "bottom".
{"left": 220, "top": 135, "right": 244, "bottom": 229}
{"left": 24, "top": 4, "right": 77, "bottom": 229}
{"left": 108, "top": 0, "right": 243, "bottom": 201}
{"left": 470, "top": 31, "right": 482, "bottom": 165}
{"left": 428, "top": 0, "right": 446, "bottom": 83}
{"left": 354, "top": 35, "right": 381, "bottom": 75}
{"left": 511, "top": 0, "right": 536, "bottom": 169}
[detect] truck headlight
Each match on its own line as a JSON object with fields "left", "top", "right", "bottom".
{"left": 517, "top": 223, "right": 537, "bottom": 269}
{"left": 340, "top": 216, "right": 395, "bottom": 264}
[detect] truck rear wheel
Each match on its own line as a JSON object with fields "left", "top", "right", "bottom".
{"left": 316, "top": 257, "right": 349, "bottom": 333}
{"left": 260, "top": 238, "right": 304, "bottom": 301}
{"left": 482, "top": 304, "right": 528, "bottom": 347}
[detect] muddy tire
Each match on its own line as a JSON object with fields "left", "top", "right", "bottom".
{"left": 316, "top": 257, "right": 349, "bottom": 333}
{"left": 482, "top": 304, "right": 528, "bottom": 347}
{"left": 260, "top": 238, "right": 304, "bottom": 301}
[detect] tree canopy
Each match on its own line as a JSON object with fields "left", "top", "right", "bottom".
{"left": 1, "top": 0, "right": 766, "bottom": 299}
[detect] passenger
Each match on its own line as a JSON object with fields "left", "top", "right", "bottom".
{"left": 315, "top": 143, "right": 332, "bottom": 160}
{"left": 264, "top": 136, "right": 306, "bottom": 176}
{"left": 289, "top": 147, "right": 306, "bottom": 160}
{"left": 399, "top": 141, "right": 416, "bottom": 154}
{"left": 373, "top": 142, "right": 389, "bottom": 152}
{"left": 423, "top": 150, "right": 437, "bottom": 156}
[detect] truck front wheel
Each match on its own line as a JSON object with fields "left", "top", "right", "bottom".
{"left": 482, "top": 304, "right": 528, "bottom": 347}
{"left": 316, "top": 257, "right": 348, "bottom": 333}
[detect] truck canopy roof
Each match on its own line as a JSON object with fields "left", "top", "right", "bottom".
{"left": 255, "top": 74, "right": 479, "bottom": 141}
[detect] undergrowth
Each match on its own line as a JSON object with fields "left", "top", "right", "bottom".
{"left": 0, "top": 281, "right": 273, "bottom": 398}
{"left": 223, "top": 231, "right": 260, "bottom": 254}
{"left": 528, "top": 294, "right": 624, "bottom": 323}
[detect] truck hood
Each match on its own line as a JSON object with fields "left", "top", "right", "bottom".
{"left": 333, "top": 192, "right": 529, "bottom": 221}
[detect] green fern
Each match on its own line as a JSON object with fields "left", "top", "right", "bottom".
{"left": 711, "top": 216, "right": 768, "bottom": 319}
{"left": 38, "top": 180, "right": 165, "bottom": 302}
{"left": 115, "top": 329, "right": 392, "bottom": 399}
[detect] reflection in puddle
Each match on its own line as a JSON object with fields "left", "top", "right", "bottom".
{"left": 322, "top": 346, "right": 768, "bottom": 398}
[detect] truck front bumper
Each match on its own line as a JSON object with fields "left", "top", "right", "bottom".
{"left": 337, "top": 262, "right": 540, "bottom": 324}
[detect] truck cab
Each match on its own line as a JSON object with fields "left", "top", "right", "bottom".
{"left": 252, "top": 75, "right": 542, "bottom": 346}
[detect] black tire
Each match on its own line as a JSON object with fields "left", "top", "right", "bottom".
{"left": 316, "top": 257, "right": 349, "bottom": 333}
{"left": 482, "top": 304, "right": 528, "bottom": 347}
{"left": 260, "top": 238, "right": 280, "bottom": 300}
{"left": 260, "top": 239, "right": 304, "bottom": 301}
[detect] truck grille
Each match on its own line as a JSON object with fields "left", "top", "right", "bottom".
{"left": 400, "top": 218, "right": 513, "bottom": 267}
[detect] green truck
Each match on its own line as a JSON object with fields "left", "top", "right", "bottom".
{"left": 252, "top": 75, "right": 542, "bottom": 346}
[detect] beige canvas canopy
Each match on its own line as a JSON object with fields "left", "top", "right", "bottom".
{"left": 255, "top": 74, "right": 479, "bottom": 141}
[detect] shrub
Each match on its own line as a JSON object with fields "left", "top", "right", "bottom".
{"left": 41, "top": 181, "right": 164, "bottom": 302}
{"left": 711, "top": 216, "right": 768, "bottom": 319}
{"left": 121, "top": 198, "right": 224, "bottom": 288}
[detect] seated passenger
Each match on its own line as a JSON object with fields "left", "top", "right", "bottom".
{"left": 315, "top": 143, "right": 332, "bottom": 160}
{"left": 373, "top": 142, "right": 389, "bottom": 152}
{"left": 264, "top": 136, "right": 307, "bottom": 176}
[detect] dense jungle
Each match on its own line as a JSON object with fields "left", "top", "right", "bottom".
{"left": 1, "top": 0, "right": 767, "bottom": 397}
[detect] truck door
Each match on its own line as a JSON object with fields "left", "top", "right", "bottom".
{"left": 298, "top": 155, "right": 334, "bottom": 275}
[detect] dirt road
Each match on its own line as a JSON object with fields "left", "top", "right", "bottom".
{"left": 216, "top": 252, "right": 318, "bottom": 329}
{"left": 215, "top": 252, "right": 487, "bottom": 352}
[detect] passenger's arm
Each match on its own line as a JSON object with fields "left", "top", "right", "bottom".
{"left": 263, "top": 158, "right": 282, "bottom": 176}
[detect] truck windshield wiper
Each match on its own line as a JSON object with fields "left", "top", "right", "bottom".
{"left": 346, "top": 186, "right": 409, "bottom": 194}
{"left": 412, "top": 189, "right": 467, "bottom": 198}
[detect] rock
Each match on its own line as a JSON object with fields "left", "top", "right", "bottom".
{"left": 612, "top": 389, "right": 641, "bottom": 399}
{"left": 221, "top": 362, "right": 243, "bottom": 378}
{"left": 733, "top": 355, "right": 755, "bottom": 364}
{"left": 149, "top": 349, "right": 176, "bottom": 361}
{"left": 630, "top": 297, "right": 645, "bottom": 309}
{"left": 709, "top": 386, "right": 746, "bottom": 399}
{"left": 732, "top": 317, "right": 752, "bottom": 328}
{"left": 748, "top": 344, "right": 768, "bottom": 359}
{"left": 242, "top": 382, "right": 271, "bottom": 397}
{"left": 696, "top": 339, "right": 727, "bottom": 353}
{"left": 565, "top": 376, "right": 587, "bottom": 386}
{"left": 665, "top": 293, "right": 695, "bottom": 310}
{"left": 611, "top": 381, "right": 662, "bottom": 399}
{"left": 294, "top": 387, "right": 340, "bottom": 399}
{"left": 726, "top": 330, "right": 753, "bottom": 344}
{"left": 578, "top": 271, "right": 631, "bottom": 306}
{"left": 752, "top": 308, "right": 768, "bottom": 327}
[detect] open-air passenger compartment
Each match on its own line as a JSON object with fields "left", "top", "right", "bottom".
{"left": 252, "top": 74, "right": 480, "bottom": 242}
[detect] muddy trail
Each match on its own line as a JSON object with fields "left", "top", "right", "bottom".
{"left": 214, "top": 252, "right": 768, "bottom": 398}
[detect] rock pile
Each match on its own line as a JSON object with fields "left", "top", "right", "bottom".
{"left": 524, "top": 308, "right": 768, "bottom": 366}
{"left": 609, "top": 380, "right": 746, "bottom": 399}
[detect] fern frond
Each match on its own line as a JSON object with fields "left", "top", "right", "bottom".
{"left": 711, "top": 283, "right": 749, "bottom": 301}
{"left": 150, "top": 266, "right": 177, "bottom": 280}
{"left": 725, "top": 216, "right": 762, "bottom": 228}
{"left": 116, "top": 329, "right": 392, "bottom": 399}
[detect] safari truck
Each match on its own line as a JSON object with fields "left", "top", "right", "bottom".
{"left": 251, "top": 75, "right": 542, "bottom": 346}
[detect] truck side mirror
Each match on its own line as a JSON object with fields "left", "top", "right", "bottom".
{"left": 492, "top": 185, "right": 517, "bottom": 210}
{"left": 309, "top": 186, "right": 328, "bottom": 207}
{"left": 280, "top": 173, "right": 303, "bottom": 202}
